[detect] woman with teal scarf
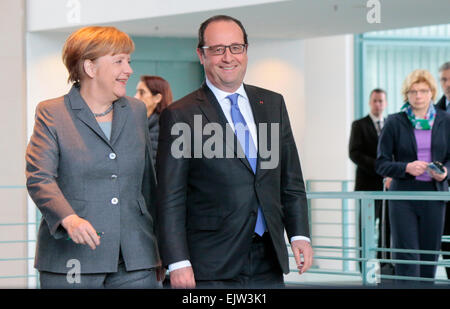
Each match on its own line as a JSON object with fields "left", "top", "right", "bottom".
{"left": 376, "top": 69, "right": 450, "bottom": 286}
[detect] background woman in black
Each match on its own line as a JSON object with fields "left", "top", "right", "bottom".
{"left": 135, "top": 75, "right": 173, "bottom": 164}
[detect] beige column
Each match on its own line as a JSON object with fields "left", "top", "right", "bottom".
{"left": 0, "top": 0, "right": 29, "bottom": 288}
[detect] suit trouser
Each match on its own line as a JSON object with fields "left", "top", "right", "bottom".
{"left": 389, "top": 182, "right": 445, "bottom": 284}
{"left": 39, "top": 249, "right": 162, "bottom": 289}
{"left": 196, "top": 233, "right": 284, "bottom": 289}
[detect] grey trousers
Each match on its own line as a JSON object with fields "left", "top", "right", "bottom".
{"left": 39, "top": 252, "right": 162, "bottom": 289}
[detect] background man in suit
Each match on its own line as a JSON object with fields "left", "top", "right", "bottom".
{"left": 436, "top": 61, "right": 450, "bottom": 279}
{"left": 156, "top": 15, "right": 313, "bottom": 288}
{"left": 349, "top": 89, "right": 391, "bottom": 268}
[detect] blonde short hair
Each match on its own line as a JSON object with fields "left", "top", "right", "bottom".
{"left": 62, "top": 26, "right": 135, "bottom": 84}
{"left": 401, "top": 69, "right": 438, "bottom": 102}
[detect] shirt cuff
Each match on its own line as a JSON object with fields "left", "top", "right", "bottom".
{"left": 168, "top": 260, "right": 192, "bottom": 272}
{"left": 290, "top": 236, "right": 311, "bottom": 243}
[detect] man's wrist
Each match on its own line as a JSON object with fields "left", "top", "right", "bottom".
{"left": 168, "top": 260, "right": 192, "bottom": 272}
{"left": 290, "top": 236, "right": 311, "bottom": 243}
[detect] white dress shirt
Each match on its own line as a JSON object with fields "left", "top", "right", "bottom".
{"left": 368, "top": 112, "right": 384, "bottom": 135}
{"left": 168, "top": 78, "right": 310, "bottom": 272}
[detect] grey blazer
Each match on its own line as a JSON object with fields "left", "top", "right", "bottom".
{"left": 26, "top": 85, "right": 160, "bottom": 274}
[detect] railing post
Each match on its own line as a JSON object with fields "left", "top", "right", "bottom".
{"left": 342, "top": 181, "right": 350, "bottom": 272}
{"left": 361, "top": 197, "right": 377, "bottom": 285}
{"left": 306, "top": 180, "right": 312, "bottom": 242}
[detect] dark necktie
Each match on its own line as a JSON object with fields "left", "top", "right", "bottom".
{"left": 227, "top": 93, "right": 267, "bottom": 236}
{"left": 376, "top": 120, "right": 382, "bottom": 136}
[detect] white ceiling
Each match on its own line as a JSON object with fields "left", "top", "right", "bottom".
{"left": 100, "top": 0, "right": 450, "bottom": 39}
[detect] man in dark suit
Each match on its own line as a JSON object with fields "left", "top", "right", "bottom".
{"left": 436, "top": 61, "right": 450, "bottom": 279}
{"left": 156, "top": 15, "right": 313, "bottom": 288}
{"left": 349, "top": 88, "right": 391, "bottom": 269}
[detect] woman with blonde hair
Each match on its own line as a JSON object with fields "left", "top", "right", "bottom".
{"left": 26, "top": 26, "right": 164, "bottom": 288}
{"left": 376, "top": 69, "right": 450, "bottom": 285}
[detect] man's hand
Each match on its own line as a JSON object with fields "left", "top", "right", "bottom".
{"left": 170, "top": 266, "right": 196, "bottom": 289}
{"left": 406, "top": 161, "right": 428, "bottom": 176}
{"left": 61, "top": 214, "right": 100, "bottom": 250}
{"left": 384, "top": 177, "right": 392, "bottom": 190}
{"left": 291, "top": 240, "right": 313, "bottom": 275}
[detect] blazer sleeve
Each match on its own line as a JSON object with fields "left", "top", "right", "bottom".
{"left": 141, "top": 107, "right": 158, "bottom": 228}
{"left": 25, "top": 102, "right": 76, "bottom": 238}
{"left": 279, "top": 96, "right": 310, "bottom": 240}
{"left": 349, "top": 120, "right": 376, "bottom": 173}
{"left": 375, "top": 116, "right": 409, "bottom": 178}
{"left": 155, "top": 107, "right": 191, "bottom": 266}
{"left": 443, "top": 114, "right": 450, "bottom": 178}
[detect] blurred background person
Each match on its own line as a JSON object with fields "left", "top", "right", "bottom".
{"left": 376, "top": 69, "right": 450, "bottom": 285}
{"left": 26, "top": 26, "right": 163, "bottom": 288}
{"left": 135, "top": 75, "right": 173, "bottom": 164}
{"left": 436, "top": 61, "right": 450, "bottom": 280}
{"left": 349, "top": 88, "right": 392, "bottom": 273}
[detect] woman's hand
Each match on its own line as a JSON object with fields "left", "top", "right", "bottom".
{"left": 429, "top": 166, "right": 448, "bottom": 182}
{"left": 406, "top": 161, "right": 429, "bottom": 176}
{"left": 156, "top": 266, "right": 167, "bottom": 282}
{"left": 61, "top": 214, "right": 100, "bottom": 250}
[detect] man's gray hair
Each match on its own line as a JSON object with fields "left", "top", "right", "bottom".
{"left": 439, "top": 61, "right": 450, "bottom": 72}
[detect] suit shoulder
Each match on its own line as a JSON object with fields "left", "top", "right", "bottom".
{"left": 436, "top": 108, "right": 450, "bottom": 121}
{"left": 245, "top": 84, "right": 282, "bottom": 98}
{"left": 125, "top": 96, "right": 146, "bottom": 110}
{"left": 36, "top": 95, "right": 65, "bottom": 112}
{"left": 384, "top": 112, "right": 405, "bottom": 128}
{"left": 166, "top": 88, "right": 202, "bottom": 112}
{"left": 352, "top": 115, "right": 370, "bottom": 125}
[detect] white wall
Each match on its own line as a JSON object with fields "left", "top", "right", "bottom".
{"left": 303, "top": 34, "right": 355, "bottom": 181}
{"left": 246, "top": 38, "right": 306, "bottom": 162}
{"left": 27, "top": 0, "right": 286, "bottom": 31}
{"left": 246, "top": 35, "right": 354, "bottom": 182}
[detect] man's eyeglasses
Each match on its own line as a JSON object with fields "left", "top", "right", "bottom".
{"left": 407, "top": 89, "right": 431, "bottom": 96}
{"left": 202, "top": 44, "right": 247, "bottom": 55}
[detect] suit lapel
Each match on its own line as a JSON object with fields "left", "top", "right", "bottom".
{"left": 431, "top": 111, "right": 444, "bottom": 161}
{"left": 67, "top": 85, "right": 111, "bottom": 146}
{"left": 198, "top": 83, "right": 253, "bottom": 173}
{"left": 110, "top": 97, "right": 129, "bottom": 146}
{"left": 364, "top": 115, "right": 378, "bottom": 141}
{"left": 244, "top": 85, "right": 272, "bottom": 179}
{"left": 398, "top": 112, "right": 418, "bottom": 155}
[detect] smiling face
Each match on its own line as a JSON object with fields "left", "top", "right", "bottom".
{"left": 90, "top": 53, "right": 133, "bottom": 101}
{"left": 134, "top": 81, "right": 161, "bottom": 117}
{"left": 196, "top": 20, "right": 248, "bottom": 93}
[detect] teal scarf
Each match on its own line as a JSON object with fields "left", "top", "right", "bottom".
{"left": 401, "top": 102, "right": 435, "bottom": 130}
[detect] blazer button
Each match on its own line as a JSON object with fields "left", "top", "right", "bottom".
{"left": 109, "top": 153, "right": 117, "bottom": 160}
{"left": 111, "top": 197, "right": 119, "bottom": 205}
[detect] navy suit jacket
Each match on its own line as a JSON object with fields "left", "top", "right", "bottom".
{"left": 375, "top": 110, "right": 450, "bottom": 192}
{"left": 156, "top": 83, "right": 309, "bottom": 280}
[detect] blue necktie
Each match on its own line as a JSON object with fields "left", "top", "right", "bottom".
{"left": 227, "top": 93, "right": 267, "bottom": 236}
